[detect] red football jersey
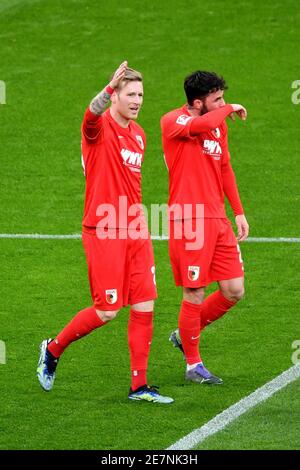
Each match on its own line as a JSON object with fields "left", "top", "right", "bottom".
{"left": 81, "top": 108, "right": 146, "bottom": 228}
{"left": 161, "top": 105, "right": 244, "bottom": 219}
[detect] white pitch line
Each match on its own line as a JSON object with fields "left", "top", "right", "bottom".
{"left": 166, "top": 363, "right": 300, "bottom": 450}
{"left": 244, "top": 237, "right": 300, "bottom": 243}
{"left": 153, "top": 236, "right": 300, "bottom": 243}
{"left": 0, "top": 234, "right": 300, "bottom": 242}
{"left": 0, "top": 233, "right": 82, "bottom": 239}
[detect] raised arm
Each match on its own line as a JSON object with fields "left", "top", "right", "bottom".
{"left": 190, "top": 103, "right": 247, "bottom": 136}
{"left": 82, "top": 61, "right": 128, "bottom": 141}
{"left": 89, "top": 61, "right": 128, "bottom": 115}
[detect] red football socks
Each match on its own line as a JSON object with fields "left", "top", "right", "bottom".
{"left": 48, "top": 306, "right": 105, "bottom": 358}
{"left": 130, "top": 370, "right": 147, "bottom": 392}
{"left": 128, "top": 309, "right": 153, "bottom": 391}
{"left": 178, "top": 300, "right": 202, "bottom": 365}
{"left": 201, "top": 290, "right": 236, "bottom": 330}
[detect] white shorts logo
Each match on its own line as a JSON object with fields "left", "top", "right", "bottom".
{"left": 151, "top": 266, "right": 156, "bottom": 286}
{"left": 176, "top": 115, "right": 193, "bottom": 126}
{"left": 105, "top": 289, "right": 117, "bottom": 304}
{"left": 188, "top": 266, "right": 200, "bottom": 281}
{"left": 237, "top": 244, "right": 244, "bottom": 271}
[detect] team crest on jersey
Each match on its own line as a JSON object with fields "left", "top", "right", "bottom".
{"left": 188, "top": 266, "right": 200, "bottom": 281}
{"left": 176, "top": 115, "right": 193, "bottom": 126}
{"left": 213, "top": 127, "right": 221, "bottom": 138}
{"left": 105, "top": 289, "right": 117, "bottom": 304}
{"left": 136, "top": 135, "right": 144, "bottom": 150}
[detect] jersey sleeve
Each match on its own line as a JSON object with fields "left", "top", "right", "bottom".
{"left": 189, "top": 104, "right": 234, "bottom": 135}
{"left": 141, "top": 128, "right": 147, "bottom": 151}
{"left": 220, "top": 121, "right": 230, "bottom": 164}
{"left": 81, "top": 107, "right": 104, "bottom": 142}
{"left": 221, "top": 124, "right": 244, "bottom": 216}
{"left": 161, "top": 104, "right": 234, "bottom": 140}
{"left": 160, "top": 113, "right": 195, "bottom": 140}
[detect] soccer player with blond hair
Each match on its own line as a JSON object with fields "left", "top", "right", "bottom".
{"left": 37, "top": 62, "right": 173, "bottom": 404}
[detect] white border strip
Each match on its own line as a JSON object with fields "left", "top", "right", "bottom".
{"left": 167, "top": 363, "right": 300, "bottom": 450}
{"left": 0, "top": 234, "right": 299, "bottom": 242}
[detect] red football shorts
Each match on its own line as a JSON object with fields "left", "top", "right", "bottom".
{"left": 169, "top": 218, "right": 244, "bottom": 287}
{"left": 82, "top": 228, "right": 157, "bottom": 310}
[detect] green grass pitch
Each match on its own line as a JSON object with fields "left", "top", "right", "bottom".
{"left": 0, "top": 0, "right": 300, "bottom": 450}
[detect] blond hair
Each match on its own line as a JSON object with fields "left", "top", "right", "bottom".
{"left": 113, "top": 67, "right": 143, "bottom": 90}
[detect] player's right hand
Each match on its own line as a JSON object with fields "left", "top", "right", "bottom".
{"left": 230, "top": 104, "right": 247, "bottom": 121}
{"left": 235, "top": 214, "right": 249, "bottom": 242}
{"left": 109, "top": 61, "right": 128, "bottom": 89}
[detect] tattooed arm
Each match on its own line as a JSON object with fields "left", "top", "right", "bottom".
{"left": 82, "top": 61, "right": 128, "bottom": 141}
{"left": 89, "top": 88, "right": 112, "bottom": 115}
{"left": 89, "top": 61, "right": 128, "bottom": 116}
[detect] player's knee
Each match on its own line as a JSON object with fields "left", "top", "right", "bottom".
{"left": 183, "top": 288, "right": 205, "bottom": 305}
{"left": 223, "top": 285, "right": 245, "bottom": 302}
{"left": 131, "top": 300, "right": 154, "bottom": 311}
{"left": 232, "top": 288, "right": 244, "bottom": 302}
{"left": 237, "top": 286, "right": 245, "bottom": 301}
{"left": 96, "top": 309, "right": 119, "bottom": 322}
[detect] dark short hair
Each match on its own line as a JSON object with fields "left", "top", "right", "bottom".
{"left": 184, "top": 71, "right": 227, "bottom": 105}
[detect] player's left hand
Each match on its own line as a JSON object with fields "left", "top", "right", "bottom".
{"left": 235, "top": 214, "right": 249, "bottom": 242}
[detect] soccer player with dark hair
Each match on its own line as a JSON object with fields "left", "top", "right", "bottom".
{"left": 37, "top": 61, "right": 173, "bottom": 404}
{"left": 161, "top": 70, "right": 249, "bottom": 384}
